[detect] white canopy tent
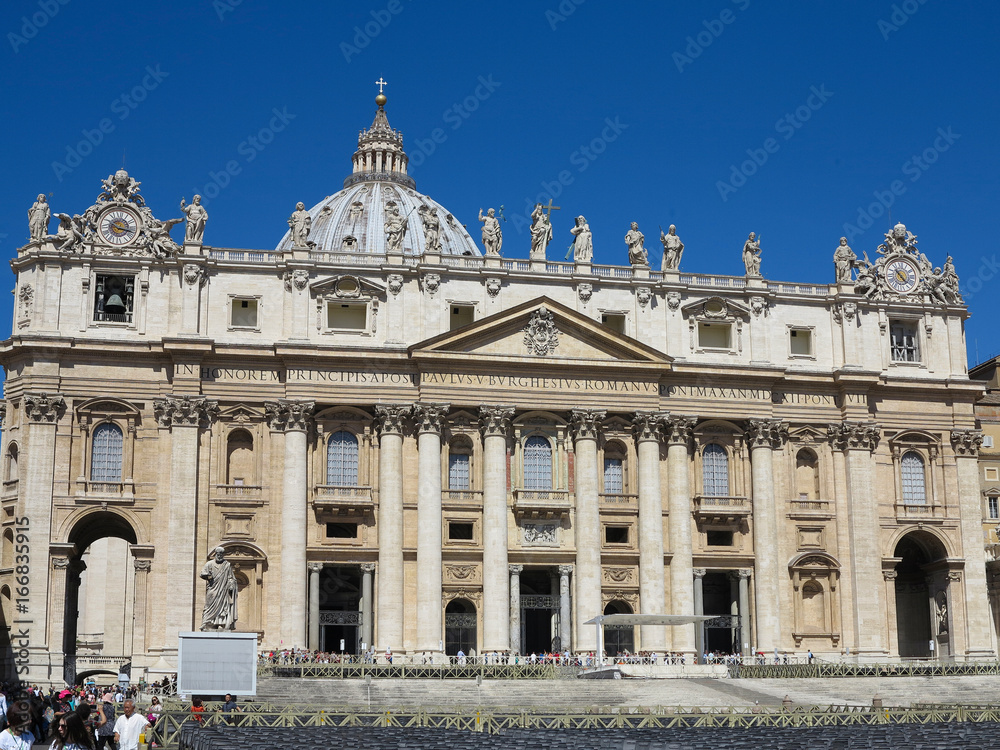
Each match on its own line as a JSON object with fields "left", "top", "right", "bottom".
{"left": 582, "top": 614, "right": 716, "bottom": 666}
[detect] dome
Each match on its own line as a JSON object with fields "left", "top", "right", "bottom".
{"left": 275, "top": 95, "right": 481, "bottom": 257}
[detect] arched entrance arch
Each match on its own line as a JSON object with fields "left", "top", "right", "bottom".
{"left": 603, "top": 601, "right": 634, "bottom": 656}
{"left": 889, "top": 530, "right": 952, "bottom": 658}
{"left": 445, "top": 598, "right": 477, "bottom": 657}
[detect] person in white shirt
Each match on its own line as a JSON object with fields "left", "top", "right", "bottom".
{"left": 113, "top": 700, "right": 150, "bottom": 750}
{"left": 0, "top": 701, "right": 34, "bottom": 750}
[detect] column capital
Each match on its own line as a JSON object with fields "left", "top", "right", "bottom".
{"left": 570, "top": 408, "right": 606, "bottom": 442}
{"left": 375, "top": 404, "right": 411, "bottom": 436}
{"left": 951, "top": 429, "right": 984, "bottom": 457}
{"left": 744, "top": 419, "right": 788, "bottom": 450}
{"left": 265, "top": 399, "right": 315, "bottom": 432}
{"left": 154, "top": 395, "right": 219, "bottom": 428}
{"left": 663, "top": 415, "right": 696, "bottom": 446}
{"left": 558, "top": 564, "right": 574, "bottom": 576}
{"left": 479, "top": 405, "right": 515, "bottom": 438}
{"left": 412, "top": 402, "right": 450, "bottom": 435}
{"left": 883, "top": 569, "right": 898, "bottom": 581}
{"left": 0, "top": 403, "right": 6, "bottom": 426}
{"left": 133, "top": 558, "right": 152, "bottom": 572}
{"left": 359, "top": 562, "right": 376, "bottom": 574}
{"left": 828, "top": 420, "right": 880, "bottom": 452}
{"left": 692, "top": 568, "right": 707, "bottom": 579}
{"left": 632, "top": 411, "right": 668, "bottom": 443}
{"left": 308, "top": 562, "right": 324, "bottom": 573}
{"left": 509, "top": 564, "right": 524, "bottom": 575}
{"left": 52, "top": 557, "right": 70, "bottom": 570}
{"left": 23, "top": 392, "right": 66, "bottom": 423}
{"left": 730, "top": 569, "right": 752, "bottom": 580}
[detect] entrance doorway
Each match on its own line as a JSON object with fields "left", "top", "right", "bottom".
{"left": 319, "top": 566, "right": 361, "bottom": 654}
{"left": 893, "top": 532, "right": 950, "bottom": 658}
{"left": 519, "top": 568, "right": 558, "bottom": 653}
{"left": 603, "top": 601, "right": 634, "bottom": 656}
{"left": 445, "top": 598, "right": 477, "bottom": 656}
{"left": 702, "top": 571, "right": 740, "bottom": 655}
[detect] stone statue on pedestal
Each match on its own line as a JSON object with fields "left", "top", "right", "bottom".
{"left": 180, "top": 195, "right": 208, "bottom": 243}
{"left": 570, "top": 216, "right": 593, "bottom": 263}
{"left": 384, "top": 204, "right": 408, "bottom": 252}
{"left": 529, "top": 203, "right": 553, "bottom": 259}
{"left": 28, "top": 194, "right": 50, "bottom": 241}
{"left": 833, "top": 237, "right": 856, "bottom": 282}
{"left": 200, "top": 546, "right": 238, "bottom": 631}
{"left": 743, "top": 232, "right": 762, "bottom": 276}
{"left": 625, "top": 222, "right": 647, "bottom": 266}
{"left": 418, "top": 205, "right": 441, "bottom": 253}
{"left": 288, "top": 202, "right": 312, "bottom": 247}
{"left": 479, "top": 207, "right": 502, "bottom": 256}
{"left": 660, "top": 225, "right": 684, "bottom": 271}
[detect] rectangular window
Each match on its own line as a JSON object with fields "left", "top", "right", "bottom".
{"left": 450, "top": 305, "right": 475, "bottom": 330}
{"left": 602, "top": 313, "right": 626, "bottom": 334}
{"left": 231, "top": 298, "right": 259, "bottom": 328}
{"left": 698, "top": 322, "right": 731, "bottom": 349}
{"left": 789, "top": 328, "right": 813, "bottom": 356}
{"left": 986, "top": 468, "right": 999, "bottom": 482}
{"left": 448, "top": 522, "right": 474, "bottom": 541}
{"left": 93, "top": 274, "right": 135, "bottom": 323}
{"left": 985, "top": 436, "right": 995, "bottom": 449}
{"left": 326, "top": 522, "right": 358, "bottom": 539}
{"left": 706, "top": 530, "right": 734, "bottom": 546}
{"left": 603, "top": 458, "right": 623, "bottom": 494}
{"left": 990, "top": 497, "right": 999, "bottom": 520}
{"left": 327, "top": 302, "right": 367, "bottom": 330}
{"left": 448, "top": 453, "right": 470, "bottom": 490}
{"left": 890, "top": 322, "right": 919, "bottom": 362}
{"left": 605, "top": 526, "right": 629, "bottom": 544}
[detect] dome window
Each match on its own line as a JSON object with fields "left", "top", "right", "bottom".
{"left": 342, "top": 236, "right": 358, "bottom": 252}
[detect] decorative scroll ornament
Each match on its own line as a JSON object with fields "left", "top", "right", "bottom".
{"left": 282, "top": 269, "right": 309, "bottom": 292}
{"left": 636, "top": 286, "right": 651, "bottom": 308}
{"left": 446, "top": 564, "right": 479, "bottom": 581}
{"left": 485, "top": 277, "right": 501, "bottom": 298}
{"left": 745, "top": 419, "right": 789, "bottom": 449}
{"left": 479, "top": 405, "right": 515, "bottom": 438}
{"left": 523, "top": 307, "right": 559, "bottom": 356}
{"left": 578, "top": 283, "right": 593, "bottom": 304}
{"left": 749, "top": 295, "right": 768, "bottom": 317}
{"left": 422, "top": 272, "right": 441, "bottom": 296}
{"left": 827, "top": 421, "right": 880, "bottom": 452}
{"left": 154, "top": 395, "right": 219, "bottom": 427}
{"left": 264, "top": 399, "right": 315, "bottom": 431}
{"left": 951, "top": 429, "right": 984, "bottom": 457}
{"left": 183, "top": 263, "right": 207, "bottom": 287}
{"left": 387, "top": 274, "right": 403, "bottom": 296}
{"left": 604, "top": 567, "right": 634, "bottom": 583}
{"left": 23, "top": 393, "right": 66, "bottom": 423}
{"left": 666, "top": 291, "right": 681, "bottom": 311}
{"left": 375, "top": 404, "right": 410, "bottom": 435}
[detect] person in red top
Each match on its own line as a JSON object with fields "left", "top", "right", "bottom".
{"left": 190, "top": 699, "right": 204, "bottom": 724}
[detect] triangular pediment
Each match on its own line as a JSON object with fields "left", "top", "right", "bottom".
{"left": 411, "top": 296, "right": 671, "bottom": 364}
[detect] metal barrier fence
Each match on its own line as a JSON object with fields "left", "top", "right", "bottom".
{"left": 729, "top": 661, "right": 1000, "bottom": 679}
{"left": 153, "top": 705, "right": 1000, "bottom": 748}
{"left": 260, "top": 663, "right": 579, "bottom": 679}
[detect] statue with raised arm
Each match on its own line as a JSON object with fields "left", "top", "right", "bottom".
{"left": 660, "top": 224, "right": 684, "bottom": 271}
{"left": 570, "top": 216, "right": 593, "bottom": 263}
{"left": 50, "top": 213, "right": 86, "bottom": 253}
{"left": 28, "top": 194, "right": 50, "bottom": 241}
{"left": 479, "top": 207, "right": 502, "bottom": 256}
{"left": 287, "top": 202, "right": 312, "bottom": 247}
{"left": 200, "top": 546, "right": 238, "bottom": 631}
{"left": 180, "top": 195, "right": 208, "bottom": 243}
{"left": 529, "top": 203, "right": 553, "bottom": 260}
{"left": 384, "top": 204, "right": 408, "bottom": 252}
{"left": 833, "top": 237, "right": 856, "bottom": 282}
{"left": 418, "top": 204, "right": 441, "bottom": 253}
{"left": 742, "top": 232, "right": 762, "bottom": 276}
{"left": 625, "top": 222, "right": 647, "bottom": 266}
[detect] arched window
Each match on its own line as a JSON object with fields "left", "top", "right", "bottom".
{"left": 448, "top": 437, "right": 472, "bottom": 491}
{"left": 326, "top": 431, "right": 359, "bottom": 486}
{"left": 523, "top": 436, "right": 553, "bottom": 491}
{"left": 603, "top": 441, "right": 626, "bottom": 494}
{"left": 227, "top": 430, "right": 254, "bottom": 485}
{"left": 901, "top": 451, "right": 926, "bottom": 504}
{"left": 795, "top": 448, "right": 820, "bottom": 500}
{"left": 702, "top": 443, "right": 729, "bottom": 496}
{"left": 91, "top": 423, "right": 123, "bottom": 483}
{"left": 5, "top": 443, "right": 17, "bottom": 483}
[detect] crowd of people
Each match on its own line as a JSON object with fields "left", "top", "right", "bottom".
{"left": 259, "top": 648, "right": 703, "bottom": 666}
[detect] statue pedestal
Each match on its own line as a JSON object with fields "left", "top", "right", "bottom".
{"left": 662, "top": 270, "right": 681, "bottom": 283}
{"left": 745, "top": 276, "right": 766, "bottom": 290}
{"left": 177, "top": 631, "right": 258, "bottom": 697}
{"left": 530, "top": 259, "right": 547, "bottom": 273}
{"left": 182, "top": 241, "right": 203, "bottom": 256}
{"left": 484, "top": 255, "right": 502, "bottom": 269}
{"left": 633, "top": 264, "right": 650, "bottom": 280}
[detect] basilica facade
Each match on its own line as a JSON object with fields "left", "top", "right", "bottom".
{"left": 2, "top": 94, "right": 995, "bottom": 685}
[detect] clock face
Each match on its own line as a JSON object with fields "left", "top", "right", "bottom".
{"left": 98, "top": 208, "right": 140, "bottom": 246}
{"left": 885, "top": 258, "right": 919, "bottom": 294}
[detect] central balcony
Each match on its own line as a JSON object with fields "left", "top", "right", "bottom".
{"left": 693, "top": 495, "right": 751, "bottom": 523}
{"left": 512, "top": 488, "right": 571, "bottom": 519}
{"left": 894, "top": 502, "right": 945, "bottom": 523}
{"left": 313, "top": 485, "right": 374, "bottom": 517}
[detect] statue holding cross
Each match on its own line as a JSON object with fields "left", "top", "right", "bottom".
{"left": 529, "top": 200, "right": 558, "bottom": 259}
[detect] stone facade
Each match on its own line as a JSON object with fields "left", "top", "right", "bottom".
{"left": 2, "top": 95, "right": 995, "bottom": 684}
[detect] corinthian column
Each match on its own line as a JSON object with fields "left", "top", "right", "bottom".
{"left": 155, "top": 395, "right": 218, "bottom": 650}
{"left": 951, "top": 430, "right": 996, "bottom": 657}
{"left": 412, "top": 402, "right": 449, "bottom": 655}
{"left": 664, "top": 416, "right": 695, "bottom": 657}
{"left": 265, "top": 399, "right": 314, "bottom": 648}
{"left": 375, "top": 404, "right": 409, "bottom": 652}
{"left": 633, "top": 411, "right": 667, "bottom": 650}
{"left": 571, "top": 408, "right": 605, "bottom": 652}
{"left": 479, "top": 405, "right": 515, "bottom": 653}
{"left": 829, "top": 421, "right": 886, "bottom": 656}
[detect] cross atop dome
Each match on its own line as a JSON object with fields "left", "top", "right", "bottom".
{"left": 375, "top": 77, "right": 388, "bottom": 108}
{"left": 375, "top": 77, "right": 387, "bottom": 94}
{"left": 347, "top": 84, "right": 413, "bottom": 189}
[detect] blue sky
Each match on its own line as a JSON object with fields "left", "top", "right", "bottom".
{"left": 4, "top": 0, "right": 1000, "bottom": 363}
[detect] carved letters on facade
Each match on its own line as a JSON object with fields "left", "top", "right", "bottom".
{"left": 523, "top": 307, "right": 559, "bottom": 356}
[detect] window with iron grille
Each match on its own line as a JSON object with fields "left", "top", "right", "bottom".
{"left": 91, "top": 423, "right": 123, "bottom": 482}
{"left": 326, "top": 430, "right": 359, "bottom": 486}
{"left": 604, "top": 457, "right": 623, "bottom": 494}
{"left": 890, "top": 323, "right": 919, "bottom": 362}
{"left": 449, "top": 452, "right": 470, "bottom": 490}
{"left": 900, "top": 451, "right": 926, "bottom": 503}
{"left": 523, "top": 436, "right": 552, "bottom": 490}
{"left": 702, "top": 443, "right": 729, "bottom": 496}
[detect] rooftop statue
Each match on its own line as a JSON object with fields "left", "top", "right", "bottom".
{"left": 99, "top": 168, "right": 144, "bottom": 205}
{"left": 570, "top": 216, "right": 593, "bottom": 263}
{"left": 418, "top": 204, "right": 441, "bottom": 253}
{"left": 180, "top": 195, "right": 208, "bottom": 243}
{"left": 659, "top": 224, "right": 684, "bottom": 271}
{"left": 625, "top": 222, "right": 647, "bottom": 266}
{"left": 28, "top": 194, "right": 50, "bottom": 241}
{"left": 479, "top": 207, "right": 502, "bottom": 256}
{"left": 742, "top": 232, "right": 762, "bottom": 276}
{"left": 288, "top": 202, "right": 312, "bottom": 247}
{"left": 529, "top": 203, "right": 553, "bottom": 260}
{"left": 833, "top": 237, "right": 856, "bottom": 282}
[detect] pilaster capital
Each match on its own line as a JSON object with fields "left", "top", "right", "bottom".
{"left": 663, "top": 415, "right": 696, "bottom": 446}
{"left": 730, "top": 569, "right": 752, "bottom": 581}
{"left": 570, "top": 408, "right": 606, "bottom": 442}
{"left": 23, "top": 392, "right": 66, "bottom": 423}
{"left": 745, "top": 418, "right": 788, "bottom": 450}
{"left": 0, "top": 403, "right": 6, "bottom": 426}
{"left": 154, "top": 395, "right": 219, "bottom": 428}
{"left": 52, "top": 557, "right": 70, "bottom": 570}
{"left": 557, "top": 564, "right": 574, "bottom": 577}
{"left": 412, "top": 402, "right": 450, "bottom": 435}
{"left": 951, "top": 429, "right": 984, "bottom": 457}
{"left": 264, "top": 399, "right": 315, "bottom": 432}
{"left": 375, "top": 404, "right": 411, "bottom": 436}
{"left": 632, "top": 411, "right": 668, "bottom": 443}
{"left": 509, "top": 564, "right": 524, "bottom": 576}
{"left": 133, "top": 558, "right": 152, "bottom": 572}
{"left": 479, "top": 405, "right": 515, "bottom": 438}
{"left": 308, "top": 562, "right": 324, "bottom": 573}
{"left": 882, "top": 569, "right": 898, "bottom": 581}
{"left": 692, "top": 568, "right": 707, "bottom": 579}
{"left": 360, "top": 562, "right": 376, "bottom": 574}
{"left": 828, "top": 420, "right": 880, "bottom": 452}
